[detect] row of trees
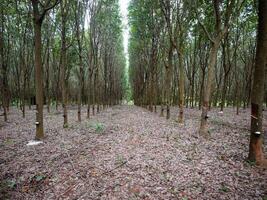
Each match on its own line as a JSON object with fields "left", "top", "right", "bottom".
{"left": 0, "top": 0, "right": 127, "bottom": 138}
{"left": 128, "top": 0, "right": 266, "bottom": 165}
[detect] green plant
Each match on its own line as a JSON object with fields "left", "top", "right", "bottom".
{"left": 6, "top": 180, "right": 16, "bottom": 189}
{"left": 115, "top": 155, "right": 125, "bottom": 165}
{"left": 94, "top": 123, "right": 104, "bottom": 133}
{"left": 219, "top": 184, "right": 230, "bottom": 193}
{"left": 35, "top": 175, "right": 46, "bottom": 182}
{"left": 4, "top": 139, "right": 14, "bottom": 145}
{"left": 246, "top": 160, "right": 256, "bottom": 166}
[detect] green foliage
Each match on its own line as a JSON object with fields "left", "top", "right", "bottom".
{"left": 6, "top": 180, "right": 16, "bottom": 189}
{"left": 219, "top": 184, "right": 230, "bottom": 193}
{"left": 35, "top": 175, "right": 46, "bottom": 182}
{"left": 92, "top": 123, "right": 105, "bottom": 133}
{"left": 246, "top": 160, "right": 256, "bottom": 167}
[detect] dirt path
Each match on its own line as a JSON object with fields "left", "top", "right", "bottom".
{"left": 0, "top": 105, "right": 266, "bottom": 199}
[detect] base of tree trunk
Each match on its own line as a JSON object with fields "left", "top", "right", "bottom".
{"left": 248, "top": 134, "right": 265, "bottom": 166}
{"left": 178, "top": 106, "right": 184, "bottom": 124}
{"left": 78, "top": 111, "right": 81, "bottom": 122}
{"left": 178, "top": 115, "right": 183, "bottom": 124}
{"left": 160, "top": 106, "right": 164, "bottom": 117}
{"left": 35, "top": 125, "right": 44, "bottom": 140}
{"left": 166, "top": 105, "right": 170, "bottom": 119}
{"left": 87, "top": 105, "right": 90, "bottom": 119}
{"left": 149, "top": 105, "right": 153, "bottom": 112}
{"left": 4, "top": 107, "right": 7, "bottom": 121}
{"left": 199, "top": 118, "right": 209, "bottom": 138}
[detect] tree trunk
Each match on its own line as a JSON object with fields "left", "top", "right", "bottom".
{"left": 248, "top": 0, "right": 267, "bottom": 166}
{"left": 160, "top": 104, "right": 164, "bottom": 117}
{"left": 165, "top": 47, "right": 172, "bottom": 119}
{"left": 60, "top": 0, "right": 68, "bottom": 128}
{"left": 75, "top": 8, "right": 83, "bottom": 122}
{"left": 199, "top": 68, "right": 205, "bottom": 110}
{"left": 46, "top": 37, "right": 50, "bottom": 113}
{"left": 22, "top": 71, "right": 26, "bottom": 118}
{"left": 0, "top": 6, "right": 8, "bottom": 122}
{"left": 178, "top": 51, "right": 184, "bottom": 124}
{"left": 87, "top": 104, "right": 90, "bottom": 119}
{"left": 191, "top": 67, "right": 195, "bottom": 108}
{"left": 33, "top": 19, "right": 44, "bottom": 139}
{"left": 199, "top": 41, "right": 219, "bottom": 137}
{"left": 220, "top": 74, "right": 227, "bottom": 111}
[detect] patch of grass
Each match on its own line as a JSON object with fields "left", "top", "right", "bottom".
{"left": 63, "top": 124, "right": 69, "bottom": 128}
{"left": 6, "top": 180, "right": 16, "bottom": 189}
{"left": 93, "top": 123, "right": 105, "bottom": 133}
{"left": 85, "top": 122, "right": 105, "bottom": 133}
{"left": 115, "top": 155, "right": 125, "bottom": 165}
{"left": 219, "top": 184, "right": 230, "bottom": 193}
{"left": 246, "top": 160, "right": 256, "bottom": 167}
{"left": 4, "top": 139, "right": 14, "bottom": 145}
{"left": 35, "top": 174, "right": 46, "bottom": 182}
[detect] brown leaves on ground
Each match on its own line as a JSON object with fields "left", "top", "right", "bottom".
{"left": 0, "top": 105, "right": 266, "bottom": 200}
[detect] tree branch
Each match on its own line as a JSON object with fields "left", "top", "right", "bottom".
{"left": 198, "top": 21, "right": 215, "bottom": 43}
{"left": 39, "top": 0, "right": 60, "bottom": 23}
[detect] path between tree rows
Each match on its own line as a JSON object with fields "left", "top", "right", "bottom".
{"left": 0, "top": 105, "right": 266, "bottom": 199}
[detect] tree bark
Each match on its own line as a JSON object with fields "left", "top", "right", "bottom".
{"left": 199, "top": 41, "right": 220, "bottom": 137}
{"left": 46, "top": 37, "right": 50, "bottom": 113}
{"left": 178, "top": 51, "right": 184, "bottom": 123}
{"left": 60, "top": 0, "right": 68, "bottom": 128}
{"left": 0, "top": 5, "right": 8, "bottom": 122}
{"left": 248, "top": 0, "right": 267, "bottom": 166}
{"left": 32, "top": 0, "right": 44, "bottom": 140}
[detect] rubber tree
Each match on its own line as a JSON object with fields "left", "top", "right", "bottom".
{"left": 197, "top": 0, "right": 235, "bottom": 137}
{"left": 60, "top": 0, "right": 68, "bottom": 128}
{"left": 248, "top": 0, "right": 267, "bottom": 166}
{"left": 31, "top": 0, "right": 59, "bottom": 140}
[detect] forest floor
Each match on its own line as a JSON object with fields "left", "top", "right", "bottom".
{"left": 0, "top": 105, "right": 266, "bottom": 200}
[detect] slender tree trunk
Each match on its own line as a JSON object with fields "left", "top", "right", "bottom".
{"left": 160, "top": 90, "right": 164, "bottom": 117}
{"left": 199, "top": 68, "right": 205, "bottom": 110}
{"left": 220, "top": 74, "right": 227, "bottom": 111}
{"left": 200, "top": 41, "right": 219, "bottom": 137}
{"left": 248, "top": 0, "right": 267, "bottom": 166}
{"left": 165, "top": 47, "right": 173, "bottom": 119}
{"left": 191, "top": 68, "right": 195, "bottom": 108}
{"left": 178, "top": 52, "right": 184, "bottom": 124}
{"left": 22, "top": 73, "right": 26, "bottom": 118}
{"left": 46, "top": 38, "right": 50, "bottom": 113}
{"left": 236, "top": 84, "right": 240, "bottom": 115}
{"left": 0, "top": 7, "right": 8, "bottom": 122}
{"left": 75, "top": 8, "right": 83, "bottom": 122}
{"left": 87, "top": 104, "right": 90, "bottom": 119}
{"left": 77, "top": 59, "right": 82, "bottom": 122}
{"left": 33, "top": 18, "right": 44, "bottom": 139}
{"left": 60, "top": 0, "right": 68, "bottom": 128}
{"left": 28, "top": 80, "right": 31, "bottom": 110}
